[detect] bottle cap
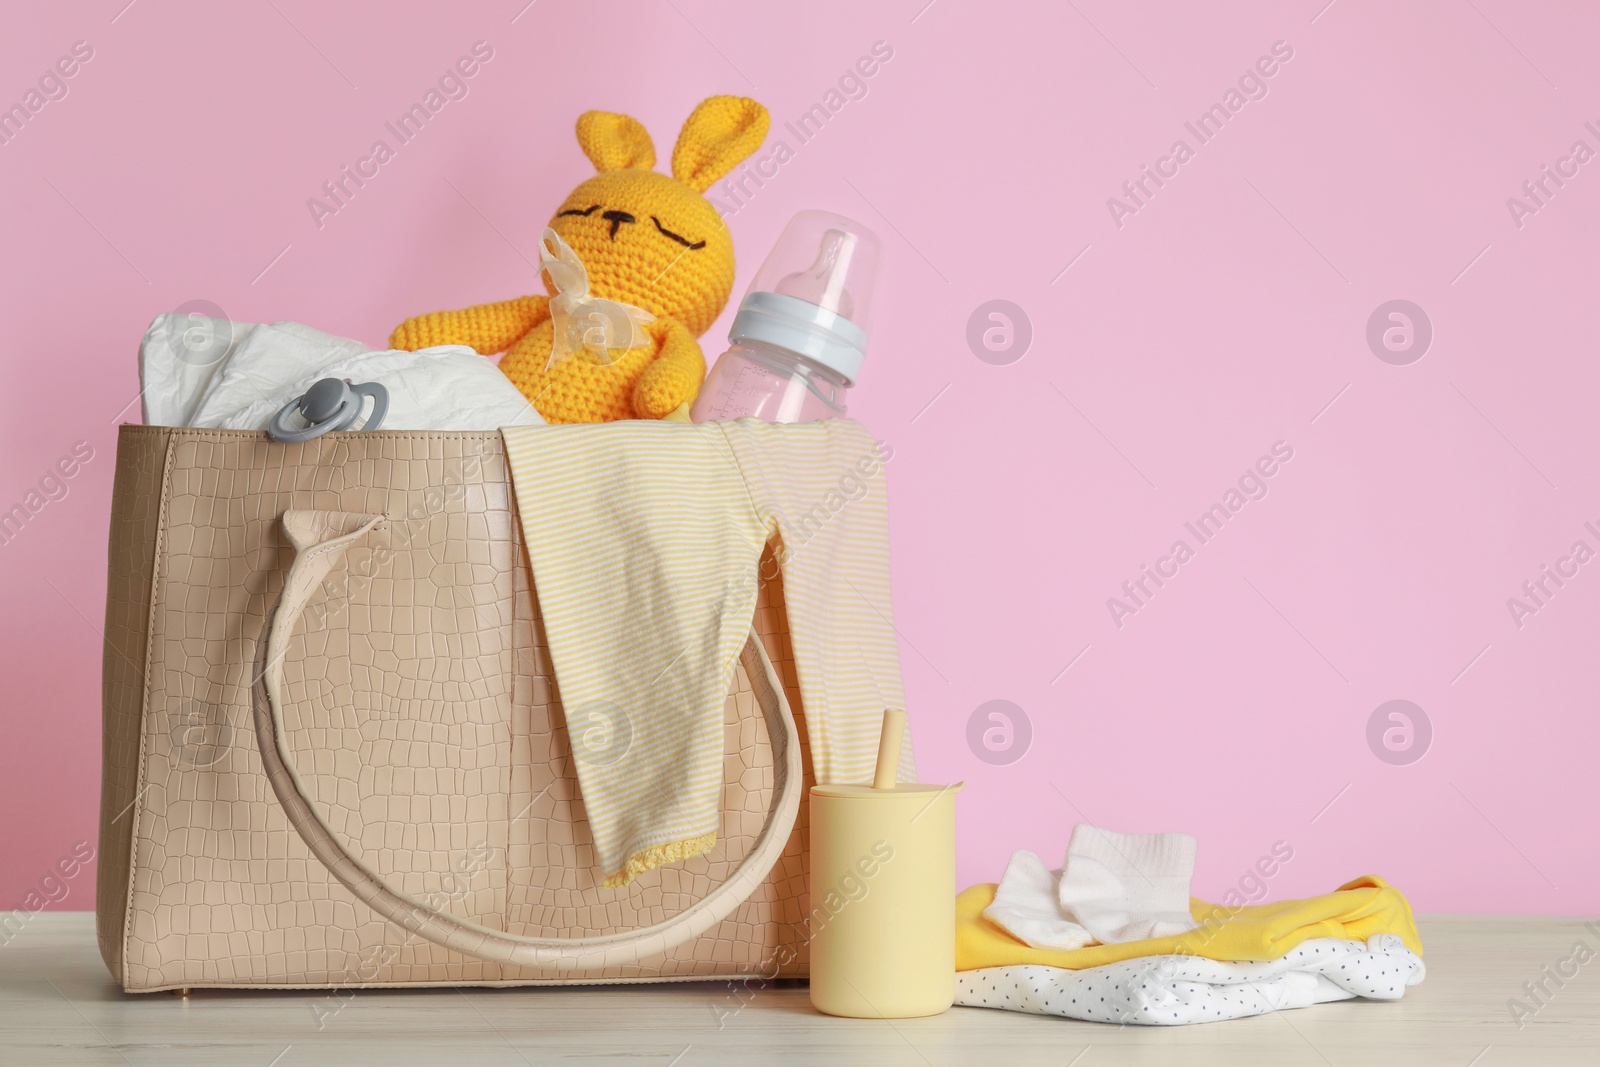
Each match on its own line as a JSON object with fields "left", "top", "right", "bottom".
{"left": 729, "top": 210, "right": 881, "bottom": 385}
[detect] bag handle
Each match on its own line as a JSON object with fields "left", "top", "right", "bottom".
{"left": 253, "top": 510, "right": 803, "bottom": 971}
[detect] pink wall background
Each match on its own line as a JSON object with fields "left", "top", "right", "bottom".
{"left": 3, "top": 0, "right": 1597, "bottom": 916}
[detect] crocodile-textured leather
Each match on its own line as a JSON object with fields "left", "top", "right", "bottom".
{"left": 98, "top": 426, "right": 814, "bottom": 992}
{"left": 258, "top": 507, "right": 803, "bottom": 970}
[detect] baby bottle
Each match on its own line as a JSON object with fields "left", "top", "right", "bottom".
{"left": 690, "top": 210, "right": 881, "bottom": 423}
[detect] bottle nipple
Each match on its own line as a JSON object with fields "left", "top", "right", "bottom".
{"left": 776, "top": 229, "right": 858, "bottom": 321}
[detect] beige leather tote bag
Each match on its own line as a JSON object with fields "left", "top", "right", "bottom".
{"left": 98, "top": 426, "right": 812, "bottom": 992}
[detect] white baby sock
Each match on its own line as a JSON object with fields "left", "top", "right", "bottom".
{"left": 1056, "top": 825, "right": 1199, "bottom": 944}
{"left": 982, "top": 849, "right": 1095, "bottom": 951}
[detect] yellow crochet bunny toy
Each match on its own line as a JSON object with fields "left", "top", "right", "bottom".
{"left": 389, "top": 96, "right": 768, "bottom": 423}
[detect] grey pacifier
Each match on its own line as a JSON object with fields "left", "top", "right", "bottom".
{"left": 268, "top": 377, "right": 389, "bottom": 442}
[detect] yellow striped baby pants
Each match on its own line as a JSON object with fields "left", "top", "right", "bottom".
{"left": 503, "top": 418, "right": 914, "bottom": 886}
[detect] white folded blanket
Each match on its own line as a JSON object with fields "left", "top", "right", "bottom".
{"left": 956, "top": 934, "right": 1425, "bottom": 1025}
{"left": 139, "top": 315, "right": 542, "bottom": 430}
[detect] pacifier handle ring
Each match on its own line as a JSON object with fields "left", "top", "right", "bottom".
{"left": 267, "top": 379, "right": 388, "bottom": 442}
{"left": 268, "top": 393, "right": 356, "bottom": 443}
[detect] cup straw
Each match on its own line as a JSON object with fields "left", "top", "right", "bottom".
{"left": 872, "top": 708, "right": 906, "bottom": 790}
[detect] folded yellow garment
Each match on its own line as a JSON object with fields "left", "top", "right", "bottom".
{"left": 957, "top": 875, "right": 1422, "bottom": 971}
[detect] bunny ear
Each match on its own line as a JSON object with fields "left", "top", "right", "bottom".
{"left": 575, "top": 111, "right": 656, "bottom": 172}
{"left": 671, "top": 96, "right": 769, "bottom": 192}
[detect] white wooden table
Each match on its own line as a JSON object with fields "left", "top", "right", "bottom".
{"left": 2, "top": 914, "right": 1596, "bottom": 1065}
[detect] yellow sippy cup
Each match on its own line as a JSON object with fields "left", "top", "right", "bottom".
{"left": 809, "top": 708, "right": 964, "bottom": 1019}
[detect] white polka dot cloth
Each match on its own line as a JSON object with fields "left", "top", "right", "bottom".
{"left": 955, "top": 934, "right": 1424, "bottom": 1025}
